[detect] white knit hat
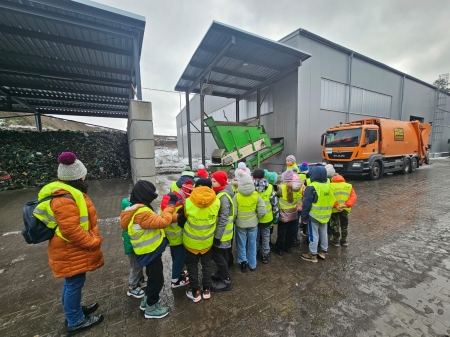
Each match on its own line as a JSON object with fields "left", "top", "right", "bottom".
{"left": 57, "top": 152, "right": 87, "bottom": 181}
{"left": 324, "top": 164, "right": 336, "bottom": 178}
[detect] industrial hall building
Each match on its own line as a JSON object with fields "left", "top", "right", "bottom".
{"left": 175, "top": 22, "right": 450, "bottom": 172}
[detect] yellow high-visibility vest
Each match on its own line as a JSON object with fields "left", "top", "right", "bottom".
{"left": 308, "top": 182, "right": 336, "bottom": 224}
{"left": 183, "top": 198, "right": 220, "bottom": 251}
{"left": 278, "top": 184, "right": 299, "bottom": 210}
{"left": 236, "top": 192, "right": 259, "bottom": 221}
{"left": 257, "top": 184, "right": 274, "bottom": 223}
{"left": 34, "top": 182, "right": 89, "bottom": 242}
{"left": 330, "top": 182, "right": 352, "bottom": 213}
{"left": 128, "top": 206, "right": 165, "bottom": 255}
{"left": 164, "top": 205, "right": 183, "bottom": 246}
{"left": 217, "top": 192, "right": 234, "bottom": 242}
{"left": 171, "top": 181, "right": 180, "bottom": 192}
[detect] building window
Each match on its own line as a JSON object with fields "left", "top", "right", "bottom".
{"left": 321, "top": 78, "right": 392, "bottom": 118}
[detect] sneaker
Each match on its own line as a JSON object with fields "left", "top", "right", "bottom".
{"left": 284, "top": 247, "right": 292, "bottom": 254}
{"left": 301, "top": 253, "right": 318, "bottom": 263}
{"left": 317, "top": 250, "right": 327, "bottom": 260}
{"left": 127, "top": 285, "right": 145, "bottom": 299}
{"left": 270, "top": 245, "right": 284, "bottom": 256}
{"left": 180, "top": 270, "right": 189, "bottom": 278}
{"left": 64, "top": 303, "right": 99, "bottom": 326}
{"left": 329, "top": 238, "right": 340, "bottom": 247}
{"left": 186, "top": 289, "right": 201, "bottom": 303}
{"left": 262, "top": 254, "right": 270, "bottom": 264}
{"left": 139, "top": 296, "right": 161, "bottom": 311}
{"left": 171, "top": 276, "right": 190, "bottom": 288}
{"left": 211, "top": 279, "right": 232, "bottom": 292}
{"left": 144, "top": 302, "right": 169, "bottom": 319}
{"left": 139, "top": 277, "right": 147, "bottom": 288}
{"left": 202, "top": 289, "right": 211, "bottom": 300}
{"left": 240, "top": 262, "right": 248, "bottom": 273}
{"left": 340, "top": 240, "right": 349, "bottom": 247}
{"left": 66, "top": 315, "right": 104, "bottom": 336}
{"left": 248, "top": 265, "right": 256, "bottom": 272}
{"left": 293, "top": 238, "right": 300, "bottom": 247}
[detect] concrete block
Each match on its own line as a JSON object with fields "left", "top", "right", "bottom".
{"left": 131, "top": 158, "right": 156, "bottom": 177}
{"left": 128, "top": 120, "right": 154, "bottom": 142}
{"left": 129, "top": 139, "right": 155, "bottom": 159}
{"left": 128, "top": 100, "right": 152, "bottom": 122}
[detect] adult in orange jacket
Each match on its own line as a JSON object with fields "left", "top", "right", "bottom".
{"left": 37, "top": 152, "right": 104, "bottom": 335}
{"left": 329, "top": 175, "right": 357, "bottom": 247}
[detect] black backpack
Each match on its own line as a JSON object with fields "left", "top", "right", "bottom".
{"left": 22, "top": 194, "right": 74, "bottom": 244}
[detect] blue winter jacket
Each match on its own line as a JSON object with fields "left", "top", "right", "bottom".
{"left": 301, "top": 166, "right": 327, "bottom": 223}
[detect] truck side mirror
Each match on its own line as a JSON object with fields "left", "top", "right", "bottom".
{"left": 320, "top": 134, "right": 324, "bottom": 146}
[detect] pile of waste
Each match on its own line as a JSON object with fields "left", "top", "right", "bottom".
{"left": 0, "top": 130, "right": 131, "bottom": 191}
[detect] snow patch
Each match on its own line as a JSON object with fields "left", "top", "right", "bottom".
{"left": 11, "top": 255, "right": 26, "bottom": 264}
{"left": 2, "top": 231, "right": 21, "bottom": 236}
{"left": 155, "top": 146, "right": 211, "bottom": 174}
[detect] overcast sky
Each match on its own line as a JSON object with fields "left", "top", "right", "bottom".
{"left": 62, "top": 0, "right": 450, "bottom": 134}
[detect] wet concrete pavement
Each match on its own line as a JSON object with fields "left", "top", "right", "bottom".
{"left": 0, "top": 161, "right": 449, "bottom": 337}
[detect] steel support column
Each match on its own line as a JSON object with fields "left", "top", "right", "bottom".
{"left": 346, "top": 52, "right": 354, "bottom": 122}
{"left": 236, "top": 98, "right": 240, "bottom": 122}
{"left": 399, "top": 75, "right": 405, "bottom": 120}
{"left": 185, "top": 92, "right": 193, "bottom": 168}
{"left": 200, "top": 79, "right": 206, "bottom": 166}
{"left": 133, "top": 31, "right": 142, "bottom": 100}
{"left": 34, "top": 113, "right": 42, "bottom": 132}
{"left": 256, "top": 88, "right": 261, "bottom": 121}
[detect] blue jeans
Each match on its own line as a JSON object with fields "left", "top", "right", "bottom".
{"left": 62, "top": 273, "right": 86, "bottom": 327}
{"left": 236, "top": 226, "right": 257, "bottom": 269}
{"left": 308, "top": 218, "right": 328, "bottom": 255}
{"left": 170, "top": 244, "right": 186, "bottom": 280}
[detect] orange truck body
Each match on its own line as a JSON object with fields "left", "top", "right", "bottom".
{"left": 322, "top": 118, "right": 431, "bottom": 179}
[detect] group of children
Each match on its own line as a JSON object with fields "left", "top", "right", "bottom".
{"left": 119, "top": 157, "right": 357, "bottom": 319}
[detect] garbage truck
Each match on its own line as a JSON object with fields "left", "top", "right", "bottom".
{"left": 321, "top": 118, "right": 431, "bottom": 180}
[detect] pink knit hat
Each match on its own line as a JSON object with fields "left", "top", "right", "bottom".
{"left": 281, "top": 169, "right": 294, "bottom": 182}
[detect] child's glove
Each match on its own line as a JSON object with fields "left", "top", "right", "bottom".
{"left": 167, "top": 193, "right": 178, "bottom": 206}
{"left": 273, "top": 218, "right": 279, "bottom": 224}
{"left": 214, "top": 238, "right": 221, "bottom": 246}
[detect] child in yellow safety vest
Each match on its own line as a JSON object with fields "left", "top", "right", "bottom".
{"left": 170, "top": 166, "right": 195, "bottom": 192}
{"left": 298, "top": 162, "right": 309, "bottom": 238}
{"left": 286, "top": 155, "right": 299, "bottom": 172}
{"left": 160, "top": 179, "right": 194, "bottom": 288}
{"left": 178, "top": 178, "right": 220, "bottom": 303}
{"left": 272, "top": 169, "right": 302, "bottom": 256}
{"left": 120, "top": 180, "right": 178, "bottom": 319}
{"left": 210, "top": 171, "right": 235, "bottom": 292}
{"left": 233, "top": 169, "right": 267, "bottom": 272}
{"left": 300, "top": 166, "right": 336, "bottom": 263}
{"left": 252, "top": 168, "right": 279, "bottom": 264}
{"left": 329, "top": 175, "right": 357, "bottom": 247}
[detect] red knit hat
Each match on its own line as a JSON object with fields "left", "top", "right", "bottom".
{"left": 211, "top": 171, "right": 228, "bottom": 187}
{"left": 196, "top": 168, "right": 209, "bottom": 178}
{"left": 181, "top": 179, "right": 194, "bottom": 197}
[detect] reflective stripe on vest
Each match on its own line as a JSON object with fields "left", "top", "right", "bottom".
{"left": 257, "top": 184, "right": 274, "bottom": 223}
{"left": 217, "top": 191, "right": 234, "bottom": 242}
{"left": 171, "top": 181, "right": 180, "bottom": 192}
{"left": 128, "top": 206, "right": 165, "bottom": 255}
{"left": 309, "top": 182, "right": 336, "bottom": 224}
{"left": 163, "top": 204, "right": 183, "bottom": 246}
{"left": 331, "top": 182, "right": 352, "bottom": 213}
{"left": 34, "top": 182, "right": 89, "bottom": 242}
{"left": 236, "top": 191, "right": 259, "bottom": 221}
{"left": 278, "top": 184, "right": 299, "bottom": 210}
{"left": 183, "top": 198, "right": 220, "bottom": 250}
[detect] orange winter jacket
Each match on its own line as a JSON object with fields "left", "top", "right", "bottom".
{"left": 48, "top": 189, "right": 104, "bottom": 278}
{"left": 331, "top": 175, "right": 357, "bottom": 209}
{"left": 120, "top": 204, "right": 178, "bottom": 231}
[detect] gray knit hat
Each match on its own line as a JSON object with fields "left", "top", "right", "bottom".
{"left": 57, "top": 152, "right": 87, "bottom": 181}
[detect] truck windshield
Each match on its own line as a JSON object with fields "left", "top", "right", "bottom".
{"left": 325, "top": 128, "right": 361, "bottom": 147}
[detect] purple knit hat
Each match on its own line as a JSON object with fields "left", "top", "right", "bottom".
{"left": 281, "top": 169, "right": 294, "bottom": 182}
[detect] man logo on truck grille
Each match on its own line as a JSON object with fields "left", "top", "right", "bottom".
{"left": 394, "top": 128, "right": 404, "bottom": 141}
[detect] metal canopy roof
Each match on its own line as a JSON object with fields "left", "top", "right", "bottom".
{"left": 174, "top": 21, "right": 311, "bottom": 99}
{"left": 0, "top": 0, "right": 145, "bottom": 120}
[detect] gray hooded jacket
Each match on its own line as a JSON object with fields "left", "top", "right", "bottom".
{"left": 214, "top": 184, "right": 234, "bottom": 249}
{"left": 233, "top": 179, "right": 266, "bottom": 228}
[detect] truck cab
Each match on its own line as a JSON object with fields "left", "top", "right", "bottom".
{"left": 322, "top": 123, "right": 379, "bottom": 177}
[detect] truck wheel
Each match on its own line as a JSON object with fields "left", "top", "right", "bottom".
{"left": 402, "top": 158, "right": 411, "bottom": 174}
{"left": 410, "top": 157, "right": 417, "bottom": 173}
{"left": 369, "top": 162, "right": 381, "bottom": 180}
